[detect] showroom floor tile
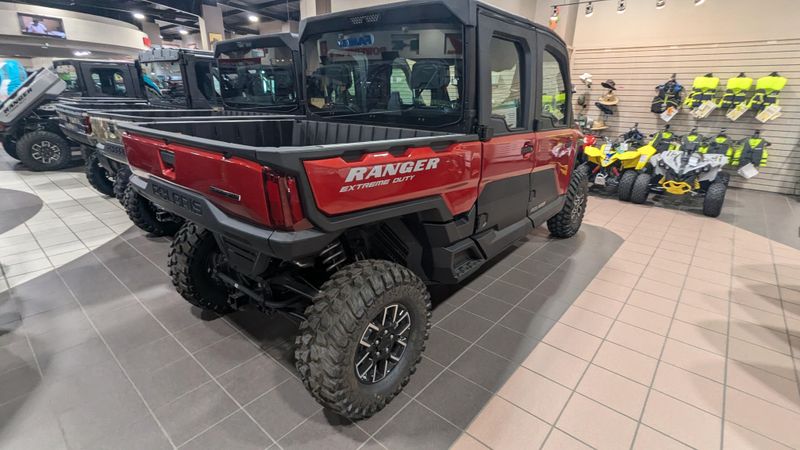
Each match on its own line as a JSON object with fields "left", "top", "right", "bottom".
{"left": 1, "top": 151, "right": 800, "bottom": 450}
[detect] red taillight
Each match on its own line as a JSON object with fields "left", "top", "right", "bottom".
{"left": 264, "top": 169, "right": 305, "bottom": 230}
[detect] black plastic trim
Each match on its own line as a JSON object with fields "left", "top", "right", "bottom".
{"left": 129, "top": 174, "right": 339, "bottom": 260}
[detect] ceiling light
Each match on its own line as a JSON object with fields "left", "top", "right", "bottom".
{"left": 694, "top": 0, "right": 705, "bottom": 5}
{"left": 73, "top": 50, "right": 91, "bottom": 56}
{"left": 248, "top": 14, "right": 258, "bottom": 22}
{"left": 656, "top": 0, "right": 666, "bottom": 9}
{"left": 179, "top": 29, "right": 188, "bottom": 35}
{"left": 159, "top": 35, "right": 163, "bottom": 38}
{"left": 133, "top": 12, "right": 145, "bottom": 19}
{"left": 585, "top": 2, "right": 594, "bottom": 17}
{"left": 617, "top": 0, "right": 626, "bottom": 14}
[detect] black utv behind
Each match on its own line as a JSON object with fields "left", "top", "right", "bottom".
{"left": 0, "top": 59, "right": 145, "bottom": 170}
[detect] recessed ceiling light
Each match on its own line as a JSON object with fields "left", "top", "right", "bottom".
{"left": 73, "top": 50, "right": 91, "bottom": 56}
{"left": 656, "top": 0, "right": 666, "bottom": 8}
{"left": 248, "top": 14, "right": 258, "bottom": 22}
{"left": 617, "top": 0, "right": 627, "bottom": 14}
{"left": 179, "top": 29, "right": 188, "bottom": 35}
{"left": 133, "top": 12, "right": 145, "bottom": 19}
{"left": 585, "top": 2, "right": 594, "bottom": 17}
{"left": 694, "top": 0, "right": 705, "bottom": 5}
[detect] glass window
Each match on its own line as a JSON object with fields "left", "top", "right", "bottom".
{"left": 217, "top": 45, "right": 297, "bottom": 110}
{"left": 193, "top": 61, "right": 216, "bottom": 102}
{"left": 490, "top": 37, "right": 522, "bottom": 129}
{"left": 54, "top": 63, "right": 79, "bottom": 92}
{"left": 541, "top": 50, "right": 567, "bottom": 127}
{"left": 303, "top": 23, "right": 464, "bottom": 127}
{"left": 141, "top": 61, "right": 184, "bottom": 105}
{"left": 90, "top": 68, "right": 127, "bottom": 96}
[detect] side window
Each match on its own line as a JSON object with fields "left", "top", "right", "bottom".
{"left": 490, "top": 37, "right": 523, "bottom": 130}
{"left": 194, "top": 62, "right": 215, "bottom": 101}
{"left": 55, "top": 64, "right": 79, "bottom": 92}
{"left": 541, "top": 50, "right": 567, "bottom": 127}
{"left": 90, "top": 69, "right": 127, "bottom": 96}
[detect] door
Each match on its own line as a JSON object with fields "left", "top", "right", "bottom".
{"left": 475, "top": 9, "right": 537, "bottom": 233}
{"left": 531, "top": 33, "right": 578, "bottom": 209}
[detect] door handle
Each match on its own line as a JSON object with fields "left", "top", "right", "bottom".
{"left": 521, "top": 142, "right": 534, "bottom": 155}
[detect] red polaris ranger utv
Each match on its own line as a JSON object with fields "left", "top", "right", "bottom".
{"left": 120, "top": 0, "right": 585, "bottom": 419}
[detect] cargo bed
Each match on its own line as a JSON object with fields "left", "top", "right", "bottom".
{"left": 121, "top": 118, "right": 476, "bottom": 240}
{"left": 118, "top": 118, "right": 470, "bottom": 170}
{"left": 91, "top": 109, "right": 296, "bottom": 165}
{"left": 56, "top": 101, "right": 153, "bottom": 146}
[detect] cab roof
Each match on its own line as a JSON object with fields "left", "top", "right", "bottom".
{"left": 213, "top": 32, "right": 299, "bottom": 58}
{"left": 299, "top": 0, "right": 565, "bottom": 47}
{"left": 138, "top": 48, "right": 213, "bottom": 63}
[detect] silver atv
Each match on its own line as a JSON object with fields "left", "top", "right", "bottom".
{"left": 629, "top": 133, "right": 730, "bottom": 217}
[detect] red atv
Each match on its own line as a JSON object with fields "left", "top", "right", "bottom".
{"left": 120, "top": 0, "right": 586, "bottom": 419}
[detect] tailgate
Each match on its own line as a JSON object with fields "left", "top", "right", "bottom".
{"left": 124, "top": 133, "right": 271, "bottom": 225}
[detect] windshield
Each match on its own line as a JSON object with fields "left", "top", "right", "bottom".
{"left": 303, "top": 23, "right": 464, "bottom": 127}
{"left": 217, "top": 45, "right": 297, "bottom": 110}
{"left": 141, "top": 61, "right": 186, "bottom": 106}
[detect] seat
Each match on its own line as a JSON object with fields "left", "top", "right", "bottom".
{"left": 410, "top": 60, "right": 451, "bottom": 107}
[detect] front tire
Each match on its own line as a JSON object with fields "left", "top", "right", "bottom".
{"left": 618, "top": 170, "right": 638, "bottom": 202}
{"left": 168, "top": 222, "right": 234, "bottom": 314}
{"left": 702, "top": 182, "right": 727, "bottom": 217}
{"left": 630, "top": 173, "right": 651, "bottom": 204}
{"left": 16, "top": 130, "right": 71, "bottom": 171}
{"left": 123, "top": 184, "right": 182, "bottom": 236}
{"left": 85, "top": 152, "right": 115, "bottom": 196}
{"left": 2, "top": 135, "right": 18, "bottom": 160}
{"left": 548, "top": 166, "right": 588, "bottom": 238}
{"left": 295, "top": 260, "right": 431, "bottom": 420}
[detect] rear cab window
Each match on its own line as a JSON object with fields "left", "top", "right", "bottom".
{"left": 141, "top": 60, "right": 185, "bottom": 105}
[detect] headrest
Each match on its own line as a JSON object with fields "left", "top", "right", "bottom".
{"left": 266, "top": 66, "right": 293, "bottom": 89}
{"left": 321, "top": 64, "right": 352, "bottom": 89}
{"left": 410, "top": 60, "right": 450, "bottom": 90}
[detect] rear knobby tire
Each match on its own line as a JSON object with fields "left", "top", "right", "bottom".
{"left": 85, "top": 152, "right": 115, "bottom": 196}
{"left": 16, "top": 130, "right": 71, "bottom": 171}
{"left": 168, "top": 221, "right": 234, "bottom": 314}
{"left": 629, "top": 173, "right": 651, "bottom": 204}
{"left": 114, "top": 167, "right": 131, "bottom": 203}
{"left": 295, "top": 260, "right": 431, "bottom": 420}
{"left": 618, "top": 170, "right": 638, "bottom": 202}
{"left": 702, "top": 182, "right": 727, "bottom": 218}
{"left": 123, "top": 183, "right": 182, "bottom": 236}
{"left": 548, "top": 165, "right": 588, "bottom": 238}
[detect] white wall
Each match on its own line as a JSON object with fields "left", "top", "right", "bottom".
{"left": 0, "top": 2, "right": 148, "bottom": 57}
{"left": 573, "top": 0, "right": 800, "bottom": 49}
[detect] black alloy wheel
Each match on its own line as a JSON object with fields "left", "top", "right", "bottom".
{"left": 355, "top": 303, "right": 413, "bottom": 384}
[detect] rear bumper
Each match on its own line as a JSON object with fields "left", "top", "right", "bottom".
{"left": 59, "top": 123, "right": 93, "bottom": 146}
{"left": 129, "top": 174, "right": 338, "bottom": 260}
{"left": 97, "top": 141, "right": 127, "bottom": 165}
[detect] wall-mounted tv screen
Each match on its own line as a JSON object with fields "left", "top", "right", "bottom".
{"left": 18, "top": 13, "right": 66, "bottom": 39}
